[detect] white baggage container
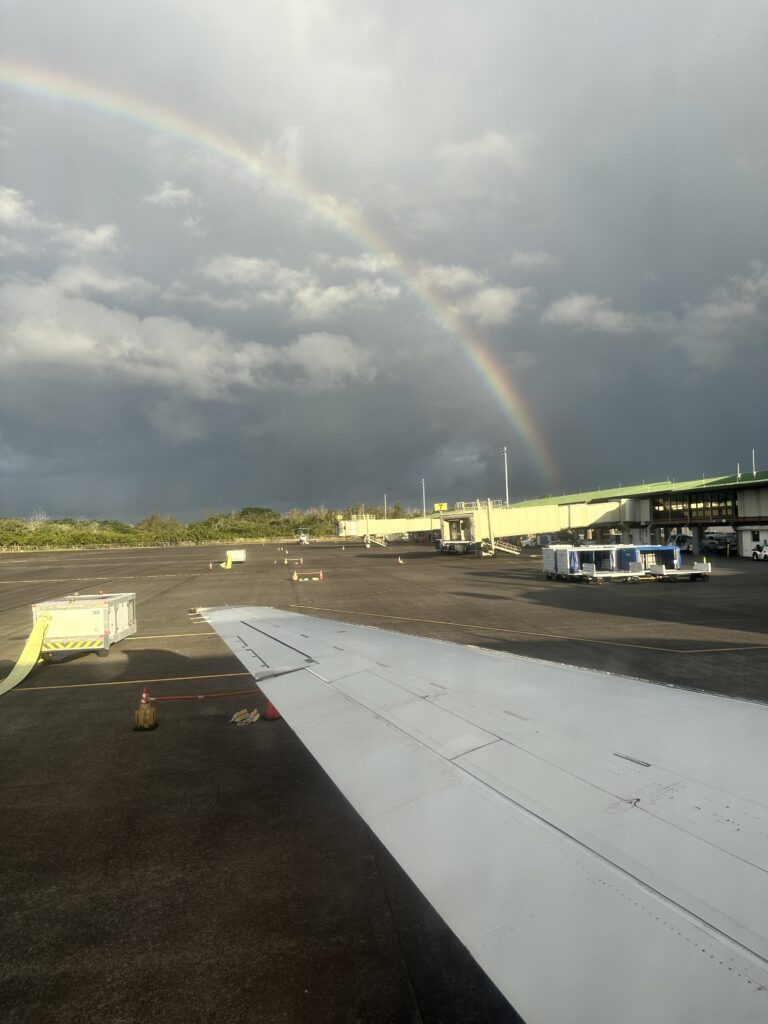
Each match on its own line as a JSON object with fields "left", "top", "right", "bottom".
{"left": 227, "top": 549, "right": 246, "bottom": 563}
{"left": 32, "top": 593, "right": 137, "bottom": 657}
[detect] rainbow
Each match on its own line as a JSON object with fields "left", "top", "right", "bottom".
{"left": 0, "top": 58, "right": 557, "bottom": 484}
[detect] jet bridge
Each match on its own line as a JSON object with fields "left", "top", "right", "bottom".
{"left": 437, "top": 512, "right": 478, "bottom": 553}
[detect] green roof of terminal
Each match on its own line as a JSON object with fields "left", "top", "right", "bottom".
{"left": 510, "top": 471, "right": 768, "bottom": 509}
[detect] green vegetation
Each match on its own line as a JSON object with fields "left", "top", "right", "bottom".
{"left": 0, "top": 501, "right": 419, "bottom": 550}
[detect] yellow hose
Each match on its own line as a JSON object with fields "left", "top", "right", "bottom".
{"left": 0, "top": 614, "right": 51, "bottom": 697}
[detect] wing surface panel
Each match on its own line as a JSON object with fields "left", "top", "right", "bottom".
{"left": 433, "top": 691, "right": 768, "bottom": 868}
{"left": 329, "top": 670, "right": 498, "bottom": 759}
{"left": 200, "top": 606, "right": 768, "bottom": 1022}
{"left": 457, "top": 739, "right": 768, "bottom": 960}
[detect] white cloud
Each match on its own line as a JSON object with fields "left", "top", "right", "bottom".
{"left": 278, "top": 332, "right": 376, "bottom": 390}
{"left": 437, "top": 130, "right": 531, "bottom": 173}
{"left": 541, "top": 265, "right": 768, "bottom": 365}
{"left": 314, "top": 252, "right": 397, "bottom": 275}
{"left": 182, "top": 215, "right": 205, "bottom": 237}
{"left": 434, "top": 130, "right": 532, "bottom": 205}
{"left": 290, "top": 278, "right": 400, "bottom": 320}
{"left": 542, "top": 292, "right": 636, "bottom": 333}
{"left": 51, "top": 263, "right": 157, "bottom": 299}
{"left": 0, "top": 277, "right": 375, "bottom": 398}
{"left": 203, "top": 254, "right": 308, "bottom": 293}
{"left": 173, "top": 253, "right": 400, "bottom": 320}
{"left": 672, "top": 262, "right": 768, "bottom": 366}
{"left": 414, "top": 264, "right": 531, "bottom": 325}
{"left": 455, "top": 285, "right": 532, "bottom": 326}
{"left": 145, "top": 181, "right": 200, "bottom": 207}
{"left": 0, "top": 186, "right": 117, "bottom": 255}
{"left": 507, "top": 248, "right": 558, "bottom": 271}
{"left": 50, "top": 223, "right": 119, "bottom": 255}
{"left": 418, "top": 263, "right": 487, "bottom": 294}
{"left": 0, "top": 187, "right": 35, "bottom": 228}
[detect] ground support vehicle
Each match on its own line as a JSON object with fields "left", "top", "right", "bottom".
{"left": 32, "top": 593, "right": 137, "bottom": 659}
{"left": 543, "top": 546, "right": 643, "bottom": 583}
{"left": 543, "top": 545, "right": 712, "bottom": 584}
{"left": 646, "top": 562, "right": 711, "bottom": 581}
{"left": 667, "top": 532, "right": 693, "bottom": 553}
{"left": 436, "top": 539, "right": 480, "bottom": 554}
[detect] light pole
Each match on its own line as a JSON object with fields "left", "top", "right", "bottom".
{"left": 501, "top": 446, "right": 509, "bottom": 506}
{"left": 421, "top": 478, "right": 426, "bottom": 515}
{"left": 384, "top": 493, "right": 387, "bottom": 520}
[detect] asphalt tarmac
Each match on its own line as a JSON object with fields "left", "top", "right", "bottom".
{"left": 1, "top": 542, "right": 766, "bottom": 1023}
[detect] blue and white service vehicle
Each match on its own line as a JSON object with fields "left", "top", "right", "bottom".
{"left": 543, "top": 544, "right": 711, "bottom": 583}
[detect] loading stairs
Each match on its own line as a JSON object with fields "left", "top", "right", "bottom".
{"left": 490, "top": 539, "right": 521, "bottom": 555}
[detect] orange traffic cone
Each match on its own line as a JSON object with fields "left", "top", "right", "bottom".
{"left": 209, "top": 562, "right": 213, "bottom": 572}
{"left": 263, "top": 700, "right": 281, "bottom": 721}
{"left": 292, "top": 570, "right": 299, "bottom": 581}
{"left": 134, "top": 687, "right": 157, "bottom": 730}
{"left": 319, "top": 569, "right": 324, "bottom": 581}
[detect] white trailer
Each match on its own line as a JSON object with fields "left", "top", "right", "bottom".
{"left": 33, "top": 593, "right": 137, "bottom": 658}
{"left": 646, "top": 562, "right": 711, "bottom": 581}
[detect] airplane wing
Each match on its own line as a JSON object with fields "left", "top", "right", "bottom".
{"left": 200, "top": 605, "right": 768, "bottom": 1023}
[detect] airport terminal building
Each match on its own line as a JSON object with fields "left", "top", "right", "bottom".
{"left": 338, "top": 471, "right": 768, "bottom": 557}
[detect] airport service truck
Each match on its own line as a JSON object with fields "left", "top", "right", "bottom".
{"left": 667, "top": 531, "right": 693, "bottom": 553}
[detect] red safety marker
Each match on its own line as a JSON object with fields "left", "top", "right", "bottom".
{"left": 141, "top": 686, "right": 151, "bottom": 704}
{"left": 262, "top": 700, "right": 281, "bottom": 721}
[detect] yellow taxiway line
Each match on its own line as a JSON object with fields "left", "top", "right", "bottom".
{"left": 123, "top": 632, "right": 214, "bottom": 641}
{"left": 15, "top": 672, "right": 251, "bottom": 693}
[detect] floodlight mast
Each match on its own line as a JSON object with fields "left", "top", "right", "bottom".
{"left": 501, "top": 446, "right": 509, "bottom": 506}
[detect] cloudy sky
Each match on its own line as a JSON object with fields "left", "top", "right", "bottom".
{"left": 1, "top": 1, "right": 766, "bottom": 520}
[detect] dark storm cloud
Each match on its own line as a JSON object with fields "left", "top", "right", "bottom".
{"left": 1, "top": 2, "right": 766, "bottom": 519}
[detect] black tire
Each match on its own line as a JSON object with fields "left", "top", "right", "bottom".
{"left": 96, "top": 648, "right": 109, "bottom": 658}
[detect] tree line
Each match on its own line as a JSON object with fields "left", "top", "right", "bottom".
{"left": 0, "top": 503, "right": 424, "bottom": 550}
